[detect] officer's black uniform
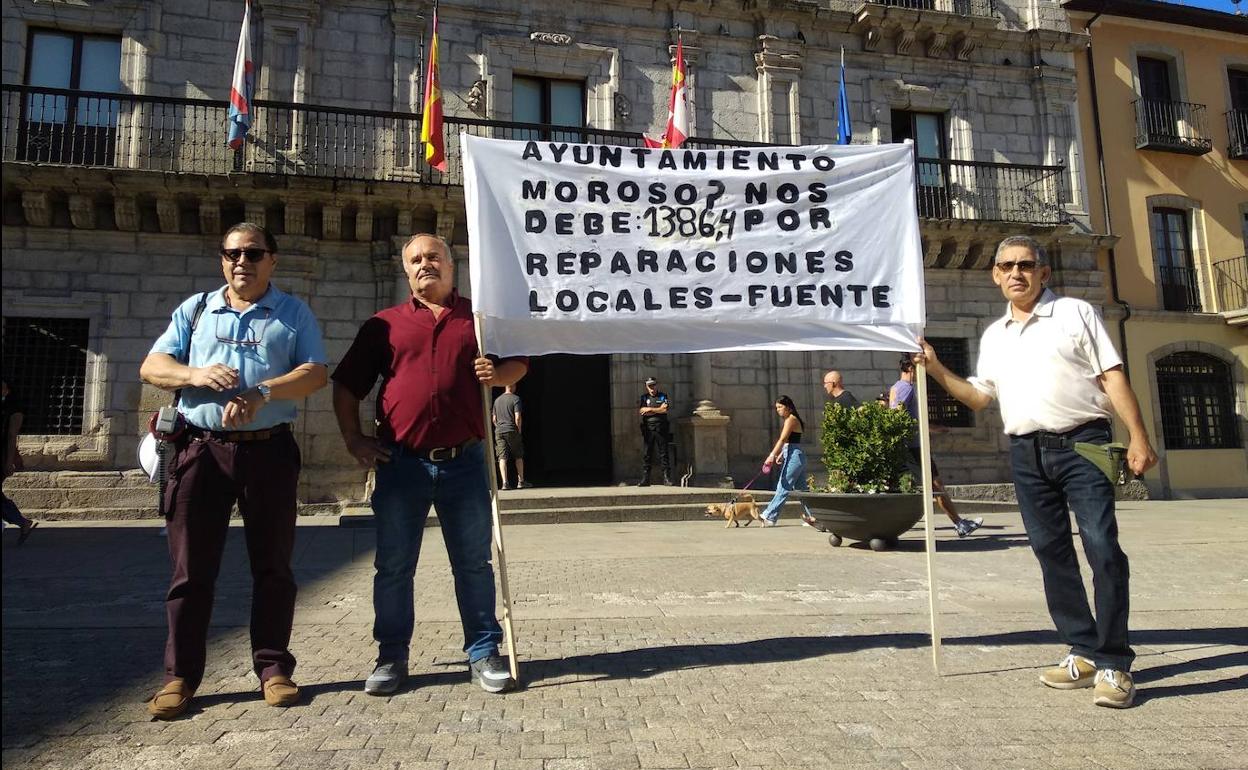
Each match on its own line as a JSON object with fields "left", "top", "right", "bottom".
{"left": 638, "top": 388, "right": 672, "bottom": 486}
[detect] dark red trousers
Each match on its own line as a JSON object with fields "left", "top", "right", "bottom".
{"left": 162, "top": 431, "right": 301, "bottom": 690}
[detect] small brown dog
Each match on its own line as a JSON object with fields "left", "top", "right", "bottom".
{"left": 705, "top": 494, "right": 761, "bottom": 528}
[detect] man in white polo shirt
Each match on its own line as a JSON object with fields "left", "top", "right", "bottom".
{"left": 917, "top": 235, "right": 1157, "bottom": 709}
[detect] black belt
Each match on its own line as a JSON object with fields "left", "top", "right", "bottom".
{"left": 399, "top": 438, "right": 480, "bottom": 462}
{"left": 187, "top": 422, "right": 291, "bottom": 443}
{"left": 1018, "top": 419, "right": 1110, "bottom": 450}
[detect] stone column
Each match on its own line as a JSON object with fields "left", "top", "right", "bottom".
{"left": 676, "top": 353, "right": 733, "bottom": 488}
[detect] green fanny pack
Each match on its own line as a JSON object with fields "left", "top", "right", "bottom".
{"left": 1073, "top": 442, "right": 1129, "bottom": 485}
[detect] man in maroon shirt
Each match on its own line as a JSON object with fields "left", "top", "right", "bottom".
{"left": 332, "top": 233, "right": 527, "bottom": 696}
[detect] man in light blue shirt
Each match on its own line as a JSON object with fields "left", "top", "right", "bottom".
{"left": 139, "top": 222, "right": 327, "bottom": 720}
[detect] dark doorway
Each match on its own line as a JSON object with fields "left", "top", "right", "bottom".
{"left": 507, "top": 353, "right": 612, "bottom": 486}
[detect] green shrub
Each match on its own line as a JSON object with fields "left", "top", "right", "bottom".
{"left": 818, "top": 400, "right": 916, "bottom": 493}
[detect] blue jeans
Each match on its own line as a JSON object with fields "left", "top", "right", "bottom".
{"left": 1009, "top": 420, "right": 1133, "bottom": 671}
{"left": 761, "top": 444, "right": 812, "bottom": 523}
{"left": 371, "top": 441, "right": 502, "bottom": 664}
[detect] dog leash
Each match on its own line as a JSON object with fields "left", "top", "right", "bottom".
{"left": 729, "top": 468, "right": 768, "bottom": 504}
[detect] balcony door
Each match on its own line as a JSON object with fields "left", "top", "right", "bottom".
{"left": 892, "top": 109, "right": 950, "bottom": 218}
{"left": 1151, "top": 207, "right": 1200, "bottom": 312}
{"left": 1137, "top": 56, "right": 1179, "bottom": 144}
{"left": 512, "top": 76, "right": 585, "bottom": 143}
{"left": 21, "top": 30, "right": 122, "bottom": 165}
{"left": 1229, "top": 69, "right": 1248, "bottom": 156}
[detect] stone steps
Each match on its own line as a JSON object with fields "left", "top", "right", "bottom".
{"left": 7, "top": 470, "right": 1055, "bottom": 523}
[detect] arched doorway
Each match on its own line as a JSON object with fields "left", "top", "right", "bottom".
{"left": 508, "top": 353, "right": 613, "bottom": 486}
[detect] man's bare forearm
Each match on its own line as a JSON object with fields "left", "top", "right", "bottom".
{"left": 924, "top": 360, "right": 993, "bottom": 412}
{"left": 1101, "top": 368, "right": 1150, "bottom": 443}
{"left": 262, "top": 363, "right": 328, "bottom": 401}
{"left": 139, "top": 353, "right": 193, "bottom": 391}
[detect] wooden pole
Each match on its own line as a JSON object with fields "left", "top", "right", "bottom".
{"left": 473, "top": 312, "right": 520, "bottom": 684}
{"left": 915, "top": 360, "right": 943, "bottom": 675}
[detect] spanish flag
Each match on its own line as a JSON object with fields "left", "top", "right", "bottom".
{"left": 420, "top": 6, "right": 446, "bottom": 172}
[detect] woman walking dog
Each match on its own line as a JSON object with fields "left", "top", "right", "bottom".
{"left": 759, "top": 395, "right": 816, "bottom": 527}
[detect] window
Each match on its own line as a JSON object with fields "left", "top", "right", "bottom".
{"left": 264, "top": 29, "right": 300, "bottom": 152}
{"left": 1150, "top": 207, "right": 1200, "bottom": 312}
{"left": 1228, "top": 69, "right": 1248, "bottom": 159}
{"left": 21, "top": 29, "right": 122, "bottom": 165}
{"left": 512, "top": 76, "right": 585, "bottom": 143}
{"left": 925, "top": 337, "right": 972, "bottom": 428}
{"left": 1156, "top": 352, "right": 1239, "bottom": 450}
{"left": 770, "top": 81, "right": 792, "bottom": 144}
{"left": 892, "top": 110, "right": 949, "bottom": 218}
{"left": 1, "top": 317, "right": 90, "bottom": 435}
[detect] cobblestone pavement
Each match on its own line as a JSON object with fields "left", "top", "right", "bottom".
{"left": 3, "top": 500, "right": 1246, "bottom": 770}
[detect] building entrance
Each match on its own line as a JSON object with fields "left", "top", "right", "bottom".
{"left": 509, "top": 353, "right": 613, "bottom": 487}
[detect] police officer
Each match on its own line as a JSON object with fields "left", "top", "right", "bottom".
{"left": 637, "top": 377, "right": 672, "bottom": 486}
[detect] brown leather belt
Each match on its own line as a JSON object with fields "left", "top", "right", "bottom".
{"left": 188, "top": 422, "right": 291, "bottom": 443}
{"left": 401, "top": 438, "right": 480, "bottom": 462}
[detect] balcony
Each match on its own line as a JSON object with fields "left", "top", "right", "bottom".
{"left": 1158, "top": 265, "right": 1203, "bottom": 312}
{"left": 3, "top": 84, "right": 1067, "bottom": 226}
{"left": 1132, "top": 99, "right": 1213, "bottom": 155}
{"left": 865, "top": 0, "right": 996, "bottom": 17}
{"left": 1227, "top": 109, "right": 1248, "bottom": 161}
{"left": 914, "top": 157, "right": 1067, "bottom": 224}
{"left": 1212, "top": 256, "right": 1248, "bottom": 324}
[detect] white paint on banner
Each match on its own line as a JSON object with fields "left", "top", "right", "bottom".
{"left": 464, "top": 135, "right": 924, "bottom": 355}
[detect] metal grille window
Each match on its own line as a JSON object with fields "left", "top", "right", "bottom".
{"left": 1, "top": 317, "right": 90, "bottom": 434}
{"left": 1156, "top": 352, "right": 1239, "bottom": 450}
{"left": 926, "top": 337, "right": 972, "bottom": 428}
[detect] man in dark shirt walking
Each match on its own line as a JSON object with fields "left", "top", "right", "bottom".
{"left": 492, "top": 385, "right": 529, "bottom": 490}
{"left": 822, "top": 370, "right": 859, "bottom": 409}
{"left": 332, "top": 233, "right": 526, "bottom": 696}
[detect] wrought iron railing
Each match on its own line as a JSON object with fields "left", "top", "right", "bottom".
{"left": 1212, "top": 256, "right": 1247, "bottom": 312}
{"left": 1227, "top": 109, "right": 1248, "bottom": 160}
{"left": 914, "top": 157, "right": 1067, "bottom": 224}
{"left": 855, "top": 0, "right": 996, "bottom": 17}
{"left": 1158, "top": 264, "right": 1203, "bottom": 312}
{"left": 4, "top": 84, "right": 1068, "bottom": 224}
{"left": 1132, "top": 99, "right": 1213, "bottom": 155}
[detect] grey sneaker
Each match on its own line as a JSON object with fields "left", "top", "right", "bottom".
{"left": 364, "top": 661, "right": 408, "bottom": 695}
{"left": 469, "top": 654, "right": 513, "bottom": 693}
{"left": 516, "top": 480, "right": 533, "bottom": 489}
{"left": 955, "top": 517, "right": 984, "bottom": 537}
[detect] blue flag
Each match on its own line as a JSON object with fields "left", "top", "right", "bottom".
{"left": 836, "top": 53, "right": 851, "bottom": 145}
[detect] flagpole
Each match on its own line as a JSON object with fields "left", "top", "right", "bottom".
{"left": 473, "top": 312, "right": 521, "bottom": 685}
{"left": 916, "top": 359, "right": 943, "bottom": 676}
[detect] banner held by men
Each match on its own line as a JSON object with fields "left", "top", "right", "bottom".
{"left": 464, "top": 136, "right": 924, "bottom": 356}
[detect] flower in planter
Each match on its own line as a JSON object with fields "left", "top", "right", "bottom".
{"left": 818, "top": 400, "right": 917, "bottom": 493}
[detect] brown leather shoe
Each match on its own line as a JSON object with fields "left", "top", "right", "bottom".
{"left": 262, "top": 675, "right": 300, "bottom": 707}
{"left": 147, "top": 679, "right": 194, "bottom": 720}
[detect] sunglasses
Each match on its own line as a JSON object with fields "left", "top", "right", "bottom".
{"left": 220, "top": 248, "right": 270, "bottom": 263}
{"left": 994, "top": 260, "right": 1039, "bottom": 273}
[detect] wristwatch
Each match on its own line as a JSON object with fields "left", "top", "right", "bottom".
{"left": 256, "top": 383, "right": 272, "bottom": 403}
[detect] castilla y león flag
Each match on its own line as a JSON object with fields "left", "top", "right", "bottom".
{"left": 643, "top": 37, "right": 689, "bottom": 149}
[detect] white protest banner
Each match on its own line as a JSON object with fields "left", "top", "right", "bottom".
{"left": 464, "top": 135, "right": 924, "bottom": 356}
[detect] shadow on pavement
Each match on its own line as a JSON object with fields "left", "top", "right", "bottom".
{"left": 523, "top": 627, "right": 1248, "bottom": 698}
{"left": 1, "top": 525, "right": 366, "bottom": 744}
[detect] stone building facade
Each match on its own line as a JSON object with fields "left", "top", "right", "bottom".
{"left": 1, "top": 0, "right": 1109, "bottom": 512}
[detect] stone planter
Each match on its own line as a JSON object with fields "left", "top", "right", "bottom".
{"left": 793, "top": 491, "right": 924, "bottom": 551}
